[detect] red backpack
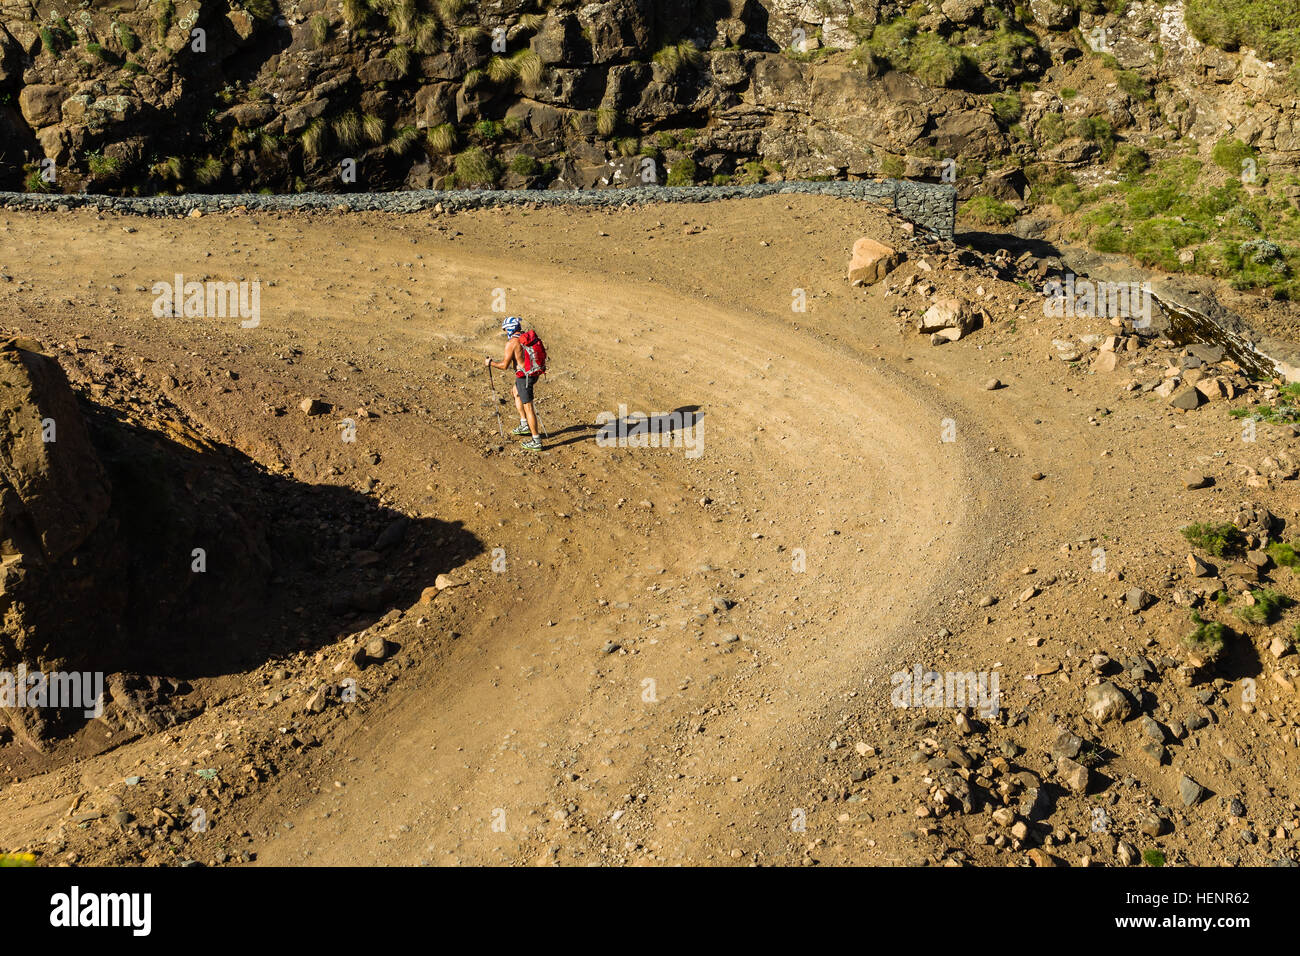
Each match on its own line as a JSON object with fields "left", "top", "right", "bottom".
{"left": 518, "top": 329, "right": 547, "bottom": 378}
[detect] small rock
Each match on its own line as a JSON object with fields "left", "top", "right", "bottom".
{"left": 1057, "top": 755, "right": 1089, "bottom": 793}
{"left": 1125, "top": 587, "right": 1154, "bottom": 611}
{"left": 1085, "top": 682, "right": 1133, "bottom": 724}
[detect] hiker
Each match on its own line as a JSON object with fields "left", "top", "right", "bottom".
{"left": 485, "top": 316, "right": 547, "bottom": 451}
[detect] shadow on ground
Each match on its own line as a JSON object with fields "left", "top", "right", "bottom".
{"left": 83, "top": 403, "right": 483, "bottom": 681}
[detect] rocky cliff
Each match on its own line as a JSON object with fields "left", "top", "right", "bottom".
{"left": 1, "top": 1, "right": 1298, "bottom": 300}
{"left": 0, "top": 1, "right": 1290, "bottom": 190}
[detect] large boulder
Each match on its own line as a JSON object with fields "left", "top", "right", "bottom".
{"left": 18, "top": 84, "right": 65, "bottom": 128}
{"left": 918, "top": 298, "right": 975, "bottom": 336}
{"left": 848, "top": 237, "right": 900, "bottom": 286}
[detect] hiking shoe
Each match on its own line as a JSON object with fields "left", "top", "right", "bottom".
{"left": 511, "top": 422, "right": 532, "bottom": 436}
{"left": 521, "top": 437, "right": 543, "bottom": 451}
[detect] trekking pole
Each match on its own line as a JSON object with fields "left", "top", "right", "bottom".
{"left": 485, "top": 361, "right": 505, "bottom": 437}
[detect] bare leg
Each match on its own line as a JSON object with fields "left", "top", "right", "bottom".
{"left": 522, "top": 402, "right": 539, "bottom": 437}
{"left": 512, "top": 382, "right": 525, "bottom": 421}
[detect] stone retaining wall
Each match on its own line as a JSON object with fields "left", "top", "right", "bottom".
{"left": 0, "top": 180, "right": 959, "bottom": 238}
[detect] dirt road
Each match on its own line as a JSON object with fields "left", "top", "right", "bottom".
{"left": 3, "top": 196, "right": 1292, "bottom": 867}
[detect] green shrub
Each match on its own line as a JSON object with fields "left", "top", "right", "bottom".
{"left": 86, "top": 42, "right": 121, "bottom": 65}
{"left": 237, "top": 0, "right": 275, "bottom": 20}
{"left": 666, "top": 157, "right": 697, "bottom": 186}
{"left": 453, "top": 146, "right": 498, "bottom": 186}
{"left": 595, "top": 107, "right": 618, "bottom": 138}
{"left": 301, "top": 118, "right": 329, "bottom": 157}
{"left": 473, "top": 119, "right": 504, "bottom": 141}
{"left": 513, "top": 49, "right": 543, "bottom": 86}
{"left": 193, "top": 156, "right": 223, "bottom": 186}
{"left": 1185, "top": 0, "right": 1300, "bottom": 73}
{"left": 115, "top": 23, "right": 141, "bottom": 52}
{"left": 487, "top": 55, "right": 517, "bottom": 83}
{"left": 867, "top": 17, "right": 973, "bottom": 88}
{"left": 971, "top": 20, "right": 1042, "bottom": 82}
{"left": 387, "top": 125, "right": 421, "bottom": 155}
{"left": 734, "top": 160, "right": 768, "bottom": 185}
{"left": 1211, "top": 136, "right": 1257, "bottom": 174}
{"left": 1267, "top": 541, "right": 1300, "bottom": 568}
{"left": 155, "top": 0, "right": 176, "bottom": 42}
{"left": 362, "top": 113, "right": 385, "bottom": 144}
{"left": 990, "top": 93, "right": 1022, "bottom": 124}
{"left": 509, "top": 153, "right": 539, "bottom": 176}
{"left": 1116, "top": 70, "right": 1150, "bottom": 100}
{"left": 87, "top": 151, "right": 123, "bottom": 177}
{"left": 311, "top": 13, "right": 329, "bottom": 46}
{"left": 1053, "top": 182, "right": 1084, "bottom": 212}
{"left": 1071, "top": 115, "right": 1116, "bottom": 160}
{"left": 1114, "top": 143, "right": 1150, "bottom": 179}
{"left": 1235, "top": 587, "right": 1294, "bottom": 625}
{"left": 1036, "top": 112, "right": 1066, "bottom": 146}
{"left": 24, "top": 166, "right": 55, "bottom": 193}
{"left": 414, "top": 15, "right": 440, "bottom": 53}
{"left": 910, "top": 32, "right": 973, "bottom": 86}
{"left": 343, "top": 0, "right": 370, "bottom": 29}
{"left": 963, "top": 195, "right": 1018, "bottom": 226}
{"left": 1184, "top": 612, "right": 1230, "bottom": 661}
{"left": 387, "top": 0, "right": 416, "bottom": 34}
{"left": 1181, "top": 522, "right": 1247, "bottom": 557}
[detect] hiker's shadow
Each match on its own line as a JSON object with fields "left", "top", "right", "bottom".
{"left": 549, "top": 405, "right": 705, "bottom": 450}
{"left": 546, "top": 422, "right": 600, "bottom": 449}
{"left": 546, "top": 406, "right": 706, "bottom": 450}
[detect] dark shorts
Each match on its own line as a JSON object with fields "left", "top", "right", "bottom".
{"left": 515, "top": 373, "right": 538, "bottom": 404}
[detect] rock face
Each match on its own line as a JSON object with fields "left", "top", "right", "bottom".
{"left": 0, "top": 0, "right": 1022, "bottom": 198}
{"left": 0, "top": 0, "right": 1291, "bottom": 227}
{"left": 0, "top": 339, "right": 124, "bottom": 740}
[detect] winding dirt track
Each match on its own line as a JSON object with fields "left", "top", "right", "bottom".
{"left": 0, "top": 196, "right": 1104, "bottom": 865}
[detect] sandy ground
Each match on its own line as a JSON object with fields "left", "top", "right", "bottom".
{"left": 1, "top": 196, "right": 1298, "bottom": 867}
